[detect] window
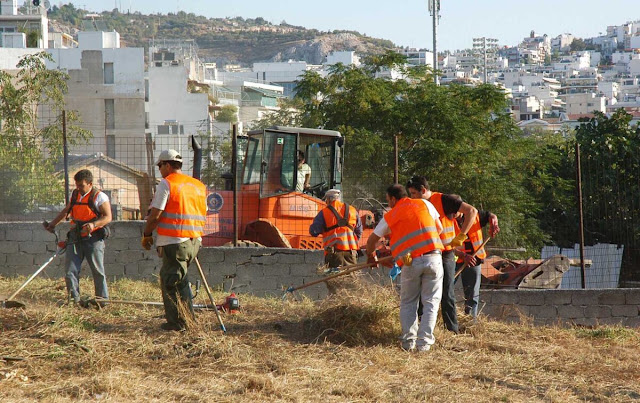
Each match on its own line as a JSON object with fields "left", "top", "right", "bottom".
{"left": 103, "top": 62, "right": 114, "bottom": 84}
{"left": 106, "top": 135, "right": 116, "bottom": 158}
{"left": 104, "top": 99, "right": 115, "bottom": 129}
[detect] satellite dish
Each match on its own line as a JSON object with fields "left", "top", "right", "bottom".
{"left": 44, "top": 0, "right": 51, "bottom": 10}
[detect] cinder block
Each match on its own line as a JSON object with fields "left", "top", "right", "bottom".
{"left": 104, "top": 253, "right": 117, "bottom": 265}
{"left": 32, "top": 229, "right": 58, "bottom": 242}
{"left": 19, "top": 241, "right": 47, "bottom": 254}
{"left": 13, "top": 265, "right": 40, "bottom": 276}
{"left": 544, "top": 290, "right": 573, "bottom": 305}
{"left": 197, "top": 248, "right": 225, "bottom": 263}
{"left": 611, "top": 305, "right": 639, "bottom": 317}
{"left": 0, "top": 241, "right": 19, "bottom": 254}
{"left": 557, "top": 304, "right": 584, "bottom": 319}
{"left": 105, "top": 264, "right": 125, "bottom": 277}
{"left": 572, "top": 291, "right": 598, "bottom": 306}
{"left": 6, "top": 253, "right": 33, "bottom": 266}
{"left": 529, "top": 305, "right": 557, "bottom": 318}
{"left": 222, "top": 248, "right": 253, "bottom": 264}
{"left": 33, "top": 253, "right": 59, "bottom": 266}
{"left": 597, "top": 290, "right": 627, "bottom": 305}
{"left": 236, "top": 263, "right": 264, "bottom": 278}
{"left": 491, "top": 291, "right": 519, "bottom": 305}
{"left": 107, "top": 238, "right": 133, "bottom": 252}
{"left": 584, "top": 305, "right": 612, "bottom": 318}
{"left": 626, "top": 290, "right": 640, "bottom": 305}
{"left": 124, "top": 262, "right": 138, "bottom": 276}
{"left": 623, "top": 317, "right": 640, "bottom": 328}
{"left": 5, "top": 229, "right": 33, "bottom": 242}
{"left": 250, "top": 253, "right": 279, "bottom": 265}
{"left": 277, "top": 252, "right": 306, "bottom": 264}
{"left": 115, "top": 250, "right": 145, "bottom": 264}
{"left": 109, "top": 223, "right": 144, "bottom": 239}
{"left": 263, "top": 264, "right": 292, "bottom": 277}
{"left": 518, "top": 290, "right": 545, "bottom": 306}
{"left": 250, "top": 276, "right": 283, "bottom": 292}
{"left": 304, "top": 251, "right": 324, "bottom": 264}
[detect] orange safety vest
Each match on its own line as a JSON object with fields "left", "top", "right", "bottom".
{"left": 455, "top": 214, "right": 487, "bottom": 263}
{"left": 384, "top": 197, "right": 443, "bottom": 266}
{"left": 69, "top": 188, "right": 102, "bottom": 234}
{"left": 321, "top": 200, "right": 359, "bottom": 254}
{"left": 157, "top": 173, "right": 207, "bottom": 238}
{"left": 429, "top": 192, "right": 457, "bottom": 251}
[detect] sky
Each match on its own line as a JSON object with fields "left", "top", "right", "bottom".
{"left": 69, "top": 0, "right": 640, "bottom": 52}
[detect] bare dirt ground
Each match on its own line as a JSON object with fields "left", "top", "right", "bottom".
{"left": 1, "top": 276, "right": 639, "bottom": 402}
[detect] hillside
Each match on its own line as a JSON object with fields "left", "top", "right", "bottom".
{"left": 47, "top": 5, "right": 395, "bottom": 65}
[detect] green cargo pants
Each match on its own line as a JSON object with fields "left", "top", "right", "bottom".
{"left": 159, "top": 238, "right": 201, "bottom": 328}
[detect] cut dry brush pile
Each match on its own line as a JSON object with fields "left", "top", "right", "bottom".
{"left": 1, "top": 275, "right": 639, "bottom": 402}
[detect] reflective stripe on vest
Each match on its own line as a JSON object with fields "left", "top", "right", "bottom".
{"left": 456, "top": 215, "right": 487, "bottom": 263}
{"left": 321, "top": 200, "right": 359, "bottom": 253}
{"left": 70, "top": 188, "right": 102, "bottom": 233}
{"left": 384, "top": 198, "right": 443, "bottom": 266}
{"left": 429, "top": 192, "right": 456, "bottom": 250}
{"left": 157, "top": 173, "right": 207, "bottom": 238}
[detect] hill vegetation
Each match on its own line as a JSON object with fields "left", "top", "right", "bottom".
{"left": 47, "top": 4, "right": 395, "bottom": 65}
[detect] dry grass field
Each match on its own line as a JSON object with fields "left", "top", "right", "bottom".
{"left": 1, "top": 275, "right": 639, "bottom": 402}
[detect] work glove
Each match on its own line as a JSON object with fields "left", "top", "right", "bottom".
{"left": 141, "top": 235, "right": 154, "bottom": 250}
{"left": 448, "top": 233, "right": 467, "bottom": 248}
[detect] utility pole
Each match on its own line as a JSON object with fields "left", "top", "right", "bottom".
{"left": 428, "top": 0, "right": 440, "bottom": 85}
{"left": 473, "top": 37, "right": 499, "bottom": 84}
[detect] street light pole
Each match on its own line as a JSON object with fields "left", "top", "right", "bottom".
{"left": 428, "top": 0, "right": 440, "bottom": 85}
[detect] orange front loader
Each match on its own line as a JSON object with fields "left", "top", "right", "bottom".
{"left": 203, "top": 126, "right": 377, "bottom": 249}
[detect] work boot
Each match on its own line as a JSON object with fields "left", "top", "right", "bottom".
{"left": 401, "top": 341, "right": 416, "bottom": 352}
{"left": 416, "top": 345, "right": 431, "bottom": 353}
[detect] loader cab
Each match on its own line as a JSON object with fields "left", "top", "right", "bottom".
{"left": 242, "top": 126, "right": 343, "bottom": 199}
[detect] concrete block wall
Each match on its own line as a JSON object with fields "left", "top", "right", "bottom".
{"left": 480, "top": 289, "right": 640, "bottom": 327}
{"left": 0, "top": 221, "right": 328, "bottom": 299}
{"left": 1, "top": 222, "right": 639, "bottom": 327}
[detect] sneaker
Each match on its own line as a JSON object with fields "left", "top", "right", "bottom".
{"left": 416, "top": 345, "right": 431, "bottom": 352}
{"left": 160, "top": 322, "right": 186, "bottom": 332}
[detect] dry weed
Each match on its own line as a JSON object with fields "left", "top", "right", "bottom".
{"left": 1, "top": 276, "right": 639, "bottom": 402}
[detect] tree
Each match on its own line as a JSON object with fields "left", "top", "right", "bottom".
{"left": 0, "top": 52, "right": 91, "bottom": 215}
{"left": 216, "top": 104, "right": 238, "bottom": 123}
{"left": 570, "top": 38, "right": 587, "bottom": 52}
{"left": 574, "top": 110, "right": 640, "bottom": 281}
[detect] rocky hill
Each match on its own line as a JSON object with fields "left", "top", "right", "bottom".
{"left": 48, "top": 5, "right": 395, "bottom": 66}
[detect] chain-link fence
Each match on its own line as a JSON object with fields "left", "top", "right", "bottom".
{"left": 1, "top": 126, "right": 638, "bottom": 288}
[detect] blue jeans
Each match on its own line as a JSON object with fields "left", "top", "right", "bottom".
{"left": 65, "top": 238, "right": 109, "bottom": 301}
{"left": 440, "top": 251, "right": 459, "bottom": 332}
{"left": 399, "top": 252, "right": 443, "bottom": 349}
{"left": 456, "top": 262, "right": 481, "bottom": 317}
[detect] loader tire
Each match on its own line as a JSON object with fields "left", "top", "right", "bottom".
{"left": 222, "top": 240, "right": 266, "bottom": 248}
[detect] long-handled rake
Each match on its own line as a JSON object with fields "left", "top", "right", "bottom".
{"left": 193, "top": 257, "right": 227, "bottom": 333}
{"left": 282, "top": 255, "right": 394, "bottom": 300}
{"left": 454, "top": 237, "right": 492, "bottom": 279}
{"left": 1, "top": 223, "right": 65, "bottom": 309}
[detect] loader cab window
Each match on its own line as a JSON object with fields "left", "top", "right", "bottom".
{"left": 302, "top": 139, "right": 334, "bottom": 199}
{"left": 260, "top": 130, "right": 297, "bottom": 197}
{"left": 243, "top": 135, "right": 262, "bottom": 185}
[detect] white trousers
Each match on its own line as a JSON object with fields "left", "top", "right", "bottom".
{"left": 399, "top": 252, "right": 444, "bottom": 348}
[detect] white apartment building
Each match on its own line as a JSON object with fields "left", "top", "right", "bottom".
{"left": 551, "top": 34, "right": 575, "bottom": 52}
{"left": 564, "top": 92, "right": 606, "bottom": 115}
{"left": 325, "top": 50, "right": 360, "bottom": 67}
{"left": 552, "top": 52, "right": 591, "bottom": 72}
{"left": 397, "top": 48, "right": 434, "bottom": 69}
{"left": 147, "top": 43, "right": 210, "bottom": 174}
{"left": 598, "top": 81, "right": 620, "bottom": 100}
{"left": 46, "top": 31, "right": 146, "bottom": 172}
{"left": 0, "top": 0, "right": 47, "bottom": 48}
